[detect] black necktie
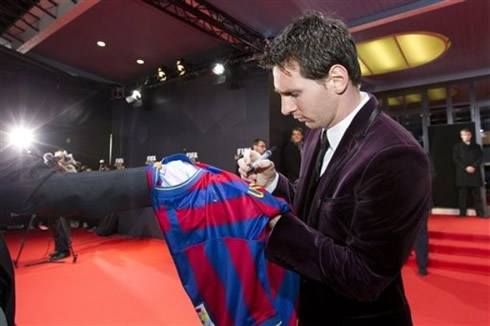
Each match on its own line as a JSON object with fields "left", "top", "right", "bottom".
{"left": 301, "top": 130, "right": 329, "bottom": 221}
{"left": 312, "top": 130, "right": 329, "bottom": 183}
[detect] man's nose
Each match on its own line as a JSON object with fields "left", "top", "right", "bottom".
{"left": 281, "top": 97, "right": 296, "bottom": 115}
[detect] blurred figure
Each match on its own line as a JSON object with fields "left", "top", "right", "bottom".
{"left": 452, "top": 128, "right": 486, "bottom": 217}
{"left": 0, "top": 233, "right": 15, "bottom": 326}
{"left": 252, "top": 138, "right": 267, "bottom": 155}
{"left": 235, "top": 139, "right": 267, "bottom": 176}
{"left": 283, "top": 127, "right": 304, "bottom": 182}
{"left": 98, "top": 159, "right": 111, "bottom": 171}
{"left": 50, "top": 149, "right": 79, "bottom": 260}
{"left": 114, "top": 158, "right": 125, "bottom": 170}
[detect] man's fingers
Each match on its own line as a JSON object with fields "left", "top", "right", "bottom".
{"left": 255, "top": 159, "right": 273, "bottom": 170}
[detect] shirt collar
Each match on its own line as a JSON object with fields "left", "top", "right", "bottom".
{"left": 325, "top": 92, "right": 369, "bottom": 151}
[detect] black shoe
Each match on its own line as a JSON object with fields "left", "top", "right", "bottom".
{"left": 418, "top": 267, "right": 428, "bottom": 276}
{"left": 49, "top": 251, "right": 70, "bottom": 261}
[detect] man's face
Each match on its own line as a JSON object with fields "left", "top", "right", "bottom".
{"left": 273, "top": 62, "right": 338, "bottom": 129}
{"left": 253, "top": 141, "right": 267, "bottom": 154}
{"left": 291, "top": 130, "right": 303, "bottom": 144}
{"left": 461, "top": 131, "right": 472, "bottom": 143}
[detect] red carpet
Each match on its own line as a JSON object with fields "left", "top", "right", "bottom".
{"left": 5, "top": 229, "right": 201, "bottom": 325}
{"left": 3, "top": 214, "right": 489, "bottom": 325}
{"left": 408, "top": 214, "right": 490, "bottom": 275}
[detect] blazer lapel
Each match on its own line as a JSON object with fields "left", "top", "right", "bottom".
{"left": 318, "top": 96, "right": 380, "bottom": 195}
{"left": 294, "top": 128, "right": 322, "bottom": 218}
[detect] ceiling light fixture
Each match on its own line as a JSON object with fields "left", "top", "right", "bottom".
{"left": 157, "top": 66, "right": 167, "bottom": 82}
{"left": 96, "top": 41, "right": 106, "bottom": 47}
{"left": 125, "top": 89, "right": 142, "bottom": 103}
{"left": 136, "top": 59, "right": 145, "bottom": 65}
{"left": 176, "top": 59, "right": 187, "bottom": 76}
{"left": 357, "top": 32, "right": 450, "bottom": 76}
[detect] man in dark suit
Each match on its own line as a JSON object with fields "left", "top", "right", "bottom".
{"left": 238, "top": 12, "right": 431, "bottom": 325}
{"left": 283, "top": 127, "right": 304, "bottom": 183}
{"left": 452, "top": 128, "right": 486, "bottom": 217}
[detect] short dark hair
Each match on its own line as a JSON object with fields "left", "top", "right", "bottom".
{"left": 292, "top": 126, "right": 304, "bottom": 135}
{"left": 253, "top": 138, "right": 266, "bottom": 146}
{"left": 261, "top": 11, "right": 361, "bottom": 85}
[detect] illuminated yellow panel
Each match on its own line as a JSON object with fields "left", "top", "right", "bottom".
{"left": 428, "top": 87, "right": 447, "bottom": 100}
{"left": 357, "top": 32, "right": 450, "bottom": 76}
{"left": 396, "top": 33, "right": 450, "bottom": 67}
{"left": 358, "top": 58, "right": 371, "bottom": 76}
{"left": 427, "top": 87, "right": 457, "bottom": 101}
{"left": 357, "top": 38, "right": 408, "bottom": 74}
{"left": 386, "top": 87, "right": 455, "bottom": 106}
{"left": 405, "top": 94, "right": 421, "bottom": 103}
{"left": 388, "top": 97, "right": 403, "bottom": 106}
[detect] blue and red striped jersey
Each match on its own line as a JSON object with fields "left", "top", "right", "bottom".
{"left": 146, "top": 154, "right": 299, "bottom": 326}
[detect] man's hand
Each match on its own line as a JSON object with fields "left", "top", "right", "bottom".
{"left": 465, "top": 166, "right": 476, "bottom": 173}
{"left": 237, "top": 149, "right": 276, "bottom": 188}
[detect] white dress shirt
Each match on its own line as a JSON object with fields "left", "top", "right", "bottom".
{"left": 266, "top": 92, "right": 369, "bottom": 192}
{"left": 319, "top": 92, "right": 369, "bottom": 176}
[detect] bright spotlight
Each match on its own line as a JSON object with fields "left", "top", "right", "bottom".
{"left": 8, "top": 126, "right": 35, "bottom": 150}
{"left": 125, "top": 89, "right": 142, "bottom": 103}
{"left": 212, "top": 63, "right": 225, "bottom": 75}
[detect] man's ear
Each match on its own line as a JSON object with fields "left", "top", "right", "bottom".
{"left": 327, "top": 64, "right": 349, "bottom": 94}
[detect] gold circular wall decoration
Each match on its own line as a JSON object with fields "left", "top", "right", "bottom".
{"left": 357, "top": 32, "right": 451, "bottom": 76}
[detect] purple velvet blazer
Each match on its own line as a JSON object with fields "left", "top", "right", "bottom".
{"left": 266, "top": 95, "right": 431, "bottom": 325}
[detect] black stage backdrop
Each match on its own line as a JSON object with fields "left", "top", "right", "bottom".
{"left": 429, "top": 123, "right": 475, "bottom": 207}
{"left": 112, "top": 66, "right": 271, "bottom": 173}
{"left": 0, "top": 49, "right": 112, "bottom": 170}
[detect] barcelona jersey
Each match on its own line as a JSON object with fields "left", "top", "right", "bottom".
{"left": 146, "top": 154, "right": 299, "bottom": 326}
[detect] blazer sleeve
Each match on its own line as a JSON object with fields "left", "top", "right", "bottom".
{"left": 266, "top": 144, "right": 431, "bottom": 302}
{"left": 28, "top": 167, "right": 151, "bottom": 218}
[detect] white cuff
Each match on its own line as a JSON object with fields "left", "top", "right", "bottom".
{"left": 265, "top": 173, "right": 279, "bottom": 193}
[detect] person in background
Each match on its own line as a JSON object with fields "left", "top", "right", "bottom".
{"left": 283, "top": 127, "right": 304, "bottom": 182}
{"left": 238, "top": 11, "right": 430, "bottom": 325}
{"left": 252, "top": 138, "right": 267, "bottom": 155}
{"left": 49, "top": 149, "right": 80, "bottom": 260}
{"left": 453, "top": 128, "right": 486, "bottom": 217}
{"left": 98, "top": 159, "right": 111, "bottom": 171}
{"left": 235, "top": 139, "right": 268, "bottom": 176}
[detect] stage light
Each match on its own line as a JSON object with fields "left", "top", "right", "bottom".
{"left": 176, "top": 59, "right": 187, "bottom": 76}
{"left": 97, "top": 41, "right": 106, "bottom": 47}
{"left": 8, "top": 126, "right": 35, "bottom": 150}
{"left": 157, "top": 66, "right": 167, "bottom": 82}
{"left": 125, "top": 89, "right": 142, "bottom": 103}
{"left": 212, "top": 63, "right": 225, "bottom": 75}
{"left": 136, "top": 59, "right": 145, "bottom": 65}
